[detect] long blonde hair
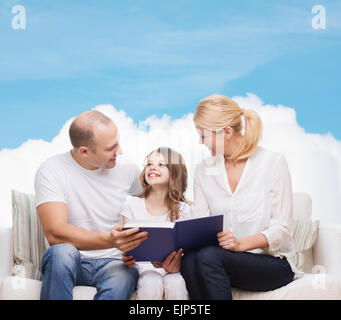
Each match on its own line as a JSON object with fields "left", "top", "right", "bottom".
{"left": 193, "top": 94, "right": 262, "bottom": 163}
{"left": 137, "top": 147, "right": 190, "bottom": 222}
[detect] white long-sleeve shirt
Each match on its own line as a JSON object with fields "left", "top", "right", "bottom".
{"left": 191, "top": 146, "right": 301, "bottom": 276}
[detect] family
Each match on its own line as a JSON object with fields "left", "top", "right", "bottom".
{"left": 35, "top": 94, "right": 300, "bottom": 300}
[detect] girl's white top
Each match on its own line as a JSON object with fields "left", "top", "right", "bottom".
{"left": 120, "top": 196, "right": 192, "bottom": 274}
{"left": 191, "top": 146, "right": 302, "bottom": 277}
{"left": 121, "top": 196, "right": 191, "bottom": 222}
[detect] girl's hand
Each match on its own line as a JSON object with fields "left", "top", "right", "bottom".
{"left": 152, "top": 248, "right": 183, "bottom": 273}
{"left": 217, "top": 230, "right": 243, "bottom": 252}
{"left": 122, "top": 252, "right": 136, "bottom": 268}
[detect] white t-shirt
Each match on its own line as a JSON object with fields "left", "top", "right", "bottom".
{"left": 34, "top": 151, "right": 142, "bottom": 259}
{"left": 191, "top": 146, "right": 302, "bottom": 277}
{"left": 120, "top": 196, "right": 192, "bottom": 273}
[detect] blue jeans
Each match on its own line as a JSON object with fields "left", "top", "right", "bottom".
{"left": 40, "top": 243, "right": 139, "bottom": 300}
{"left": 180, "top": 246, "right": 294, "bottom": 300}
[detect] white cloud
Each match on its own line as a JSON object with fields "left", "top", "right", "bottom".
{"left": 1, "top": 93, "right": 340, "bottom": 228}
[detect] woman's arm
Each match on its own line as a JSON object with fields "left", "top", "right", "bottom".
{"left": 217, "top": 230, "right": 268, "bottom": 252}
{"left": 260, "top": 155, "right": 294, "bottom": 253}
{"left": 239, "top": 233, "right": 269, "bottom": 251}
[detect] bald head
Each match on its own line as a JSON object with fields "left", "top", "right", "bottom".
{"left": 69, "top": 110, "right": 114, "bottom": 151}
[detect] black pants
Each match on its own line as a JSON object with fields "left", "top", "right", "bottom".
{"left": 180, "top": 246, "right": 294, "bottom": 300}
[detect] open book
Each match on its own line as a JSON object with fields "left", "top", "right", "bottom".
{"left": 123, "top": 215, "right": 224, "bottom": 262}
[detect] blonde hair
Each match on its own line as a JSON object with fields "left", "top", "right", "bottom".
{"left": 193, "top": 94, "right": 262, "bottom": 162}
{"left": 137, "top": 147, "right": 190, "bottom": 222}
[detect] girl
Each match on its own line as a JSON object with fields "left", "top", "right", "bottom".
{"left": 121, "top": 147, "right": 191, "bottom": 300}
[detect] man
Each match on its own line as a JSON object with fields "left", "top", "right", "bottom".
{"left": 35, "top": 110, "right": 148, "bottom": 300}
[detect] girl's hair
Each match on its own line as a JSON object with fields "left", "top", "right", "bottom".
{"left": 138, "top": 147, "right": 189, "bottom": 222}
{"left": 193, "top": 94, "right": 262, "bottom": 163}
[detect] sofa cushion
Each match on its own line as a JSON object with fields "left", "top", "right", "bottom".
{"left": 293, "top": 219, "right": 319, "bottom": 253}
{"left": 2, "top": 274, "right": 340, "bottom": 300}
{"left": 293, "top": 220, "right": 319, "bottom": 270}
{"left": 292, "top": 193, "right": 319, "bottom": 271}
{"left": 232, "top": 273, "right": 341, "bottom": 300}
{"left": 11, "top": 190, "right": 49, "bottom": 280}
{"left": 292, "top": 193, "right": 318, "bottom": 252}
{"left": 0, "top": 276, "right": 136, "bottom": 300}
{"left": 0, "top": 276, "right": 97, "bottom": 300}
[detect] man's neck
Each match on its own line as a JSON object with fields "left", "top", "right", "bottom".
{"left": 70, "top": 149, "right": 98, "bottom": 170}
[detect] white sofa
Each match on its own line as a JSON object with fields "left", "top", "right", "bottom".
{"left": 1, "top": 192, "right": 341, "bottom": 300}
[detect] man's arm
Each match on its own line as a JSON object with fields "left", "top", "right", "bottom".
{"left": 38, "top": 202, "right": 148, "bottom": 252}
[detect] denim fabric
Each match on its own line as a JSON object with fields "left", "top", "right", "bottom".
{"left": 181, "top": 245, "right": 294, "bottom": 300}
{"left": 40, "top": 243, "right": 139, "bottom": 300}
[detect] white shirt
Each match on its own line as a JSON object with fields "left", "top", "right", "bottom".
{"left": 34, "top": 151, "right": 142, "bottom": 259}
{"left": 191, "top": 146, "right": 301, "bottom": 276}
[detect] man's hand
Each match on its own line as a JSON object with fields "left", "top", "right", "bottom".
{"left": 110, "top": 225, "right": 148, "bottom": 252}
{"left": 152, "top": 248, "right": 183, "bottom": 273}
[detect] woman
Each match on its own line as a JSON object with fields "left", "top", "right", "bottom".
{"left": 180, "top": 94, "right": 301, "bottom": 300}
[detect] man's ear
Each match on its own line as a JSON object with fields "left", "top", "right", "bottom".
{"left": 78, "top": 146, "right": 89, "bottom": 157}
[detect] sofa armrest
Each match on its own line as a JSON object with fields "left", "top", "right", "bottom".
{"left": 0, "top": 227, "right": 13, "bottom": 281}
{"left": 313, "top": 224, "right": 341, "bottom": 277}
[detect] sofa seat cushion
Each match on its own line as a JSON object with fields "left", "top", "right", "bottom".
{"left": 2, "top": 274, "right": 340, "bottom": 300}
{"left": 232, "top": 273, "right": 341, "bottom": 300}
{"left": 0, "top": 276, "right": 139, "bottom": 300}
{"left": 0, "top": 276, "right": 96, "bottom": 300}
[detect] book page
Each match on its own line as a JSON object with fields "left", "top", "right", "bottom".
{"left": 124, "top": 220, "right": 175, "bottom": 229}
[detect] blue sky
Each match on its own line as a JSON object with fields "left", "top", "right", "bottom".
{"left": 0, "top": 0, "right": 340, "bottom": 149}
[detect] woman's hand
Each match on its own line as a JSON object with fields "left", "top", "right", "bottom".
{"left": 122, "top": 252, "right": 136, "bottom": 268}
{"left": 152, "top": 248, "right": 183, "bottom": 273}
{"left": 217, "top": 230, "right": 244, "bottom": 252}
